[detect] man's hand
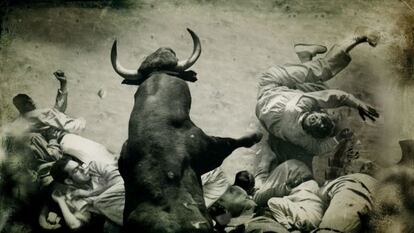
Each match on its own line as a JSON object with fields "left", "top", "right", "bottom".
{"left": 357, "top": 103, "right": 379, "bottom": 122}
{"left": 71, "top": 189, "right": 91, "bottom": 198}
{"left": 39, "top": 211, "right": 62, "bottom": 230}
{"left": 73, "top": 117, "right": 86, "bottom": 132}
{"left": 52, "top": 189, "right": 65, "bottom": 202}
{"left": 53, "top": 70, "right": 67, "bottom": 83}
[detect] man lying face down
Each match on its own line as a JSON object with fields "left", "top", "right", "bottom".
{"left": 49, "top": 158, "right": 124, "bottom": 231}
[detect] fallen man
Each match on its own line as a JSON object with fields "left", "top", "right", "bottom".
{"left": 316, "top": 173, "right": 376, "bottom": 233}
{"left": 237, "top": 157, "right": 376, "bottom": 233}
{"left": 49, "top": 158, "right": 124, "bottom": 232}
{"left": 206, "top": 170, "right": 257, "bottom": 232}
{"left": 255, "top": 29, "right": 380, "bottom": 181}
{"left": 253, "top": 159, "right": 325, "bottom": 232}
{"left": 11, "top": 70, "right": 116, "bottom": 165}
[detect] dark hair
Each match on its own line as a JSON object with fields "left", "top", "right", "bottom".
{"left": 50, "top": 158, "right": 71, "bottom": 183}
{"left": 302, "top": 111, "right": 334, "bottom": 139}
{"left": 13, "top": 94, "right": 31, "bottom": 106}
{"left": 234, "top": 170, "right": 255, "bottom": 195}
{"left": 138, "top": 47, "right": 178, "bottom": 77}
{"left": 12, "top": 94, "right": 35, "bottom": 113}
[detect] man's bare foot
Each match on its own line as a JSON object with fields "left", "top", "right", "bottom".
{"left": 294, "top": 43, "right": 327, "bottom": 63}
{"left": 340, "top": 27, "right": 380, "bottom": 53}
{"left": 354, "top": 26, "right": 381, "bottom": 47}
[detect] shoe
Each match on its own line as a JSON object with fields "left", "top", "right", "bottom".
{"left": 294, "top": 43, "right": 328, "bottom": 62}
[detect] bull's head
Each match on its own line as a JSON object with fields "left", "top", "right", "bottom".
{"left": 111, "top": 28, "right": 201, "bottom": 85}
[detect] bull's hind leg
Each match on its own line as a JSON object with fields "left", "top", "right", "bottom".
{"left": 198, "top": 132, "right": 263, "bottom": 174}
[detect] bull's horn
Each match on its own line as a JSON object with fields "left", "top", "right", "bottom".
{"left": 175, "top": 28, "right": 202, "bottom": 71}
{"left": 111, "top": 40, "right": 141, "bottom": 80}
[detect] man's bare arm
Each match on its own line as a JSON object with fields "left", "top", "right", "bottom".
{"left": 52, "top": 190, "right": 84, "bottom": 230}
{"left": 53, "top": 70, "right": 68, "bottom": 113}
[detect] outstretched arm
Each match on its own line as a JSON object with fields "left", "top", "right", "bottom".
{"left": 303, "top": 90, "right": 379, "bottom": 121}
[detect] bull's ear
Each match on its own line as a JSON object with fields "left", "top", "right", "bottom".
{"left": 121, "top": 73, "right": 145, "bottom": 85}
{"left": 121, "top": 80, "right": 141, "bottom": 85}
{"left": 180, "top": 70, "right": 198, "bottom": 82}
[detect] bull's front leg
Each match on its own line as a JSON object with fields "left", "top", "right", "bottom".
{"left": 197, "top": 132, "right": 263, "bottom": 174}
{"left": 233, "top": 132, "right": 263, "bottom": 148}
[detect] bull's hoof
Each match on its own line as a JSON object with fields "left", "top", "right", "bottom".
{"left": 252, "top": 132, "right": 263, "bottom": 143}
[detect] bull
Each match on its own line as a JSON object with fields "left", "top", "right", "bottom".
{"left": 111, "top": 29, "right": 262, "bottom": 233}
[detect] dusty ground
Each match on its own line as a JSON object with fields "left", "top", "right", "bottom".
{"left": 0, "top": 0, "right": 413, "bottom": 182}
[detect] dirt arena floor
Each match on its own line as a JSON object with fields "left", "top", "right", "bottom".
{"left": 1, "top": 0, "right": 414, "bottom": 181}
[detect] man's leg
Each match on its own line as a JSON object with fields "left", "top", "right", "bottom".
{"left": 286, "top": 30, "right": 380, "bottom": 94}
{"left": 254, "top": 134, "right": 280, "bottom": 188}
{"left": 60, "top": 134, "right": 117, "bottom": 165}
{"left": 267, "top": 198, "right": 296, "bottom": 230}
{"left": 313, "top": 30, "right": 380, "bottom": 80}
{"left": 292, "top": 43, "right": 329, "bottom": 92}
{"left": 317, "top": 173, "right": 376, "bottom": 233}
{"left": 268, "top": 196, "right": 323, "bottom": 231}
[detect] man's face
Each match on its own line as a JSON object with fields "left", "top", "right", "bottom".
{"left": 304, "top": 112, "right": 327, "bottom": 128}
{"left": 302, "top": 111, "right": 335, "bottom": 138}
{"left": 63, "top": 161, "right": 91, "bottom": 185}
{"left": 217, "top": 186, "right": 256, "bottom": 217}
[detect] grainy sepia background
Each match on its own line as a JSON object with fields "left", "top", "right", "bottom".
{"left": 0, "top": 0, "right": 413, "bottom": 193}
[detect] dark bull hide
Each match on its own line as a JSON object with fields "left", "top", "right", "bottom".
{"left": 111, "top": 29, "right": 262, "bottom": 233}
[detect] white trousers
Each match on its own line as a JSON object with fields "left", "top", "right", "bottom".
{"left": 60, "top": 134, "right": 117, "bottom": 165}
